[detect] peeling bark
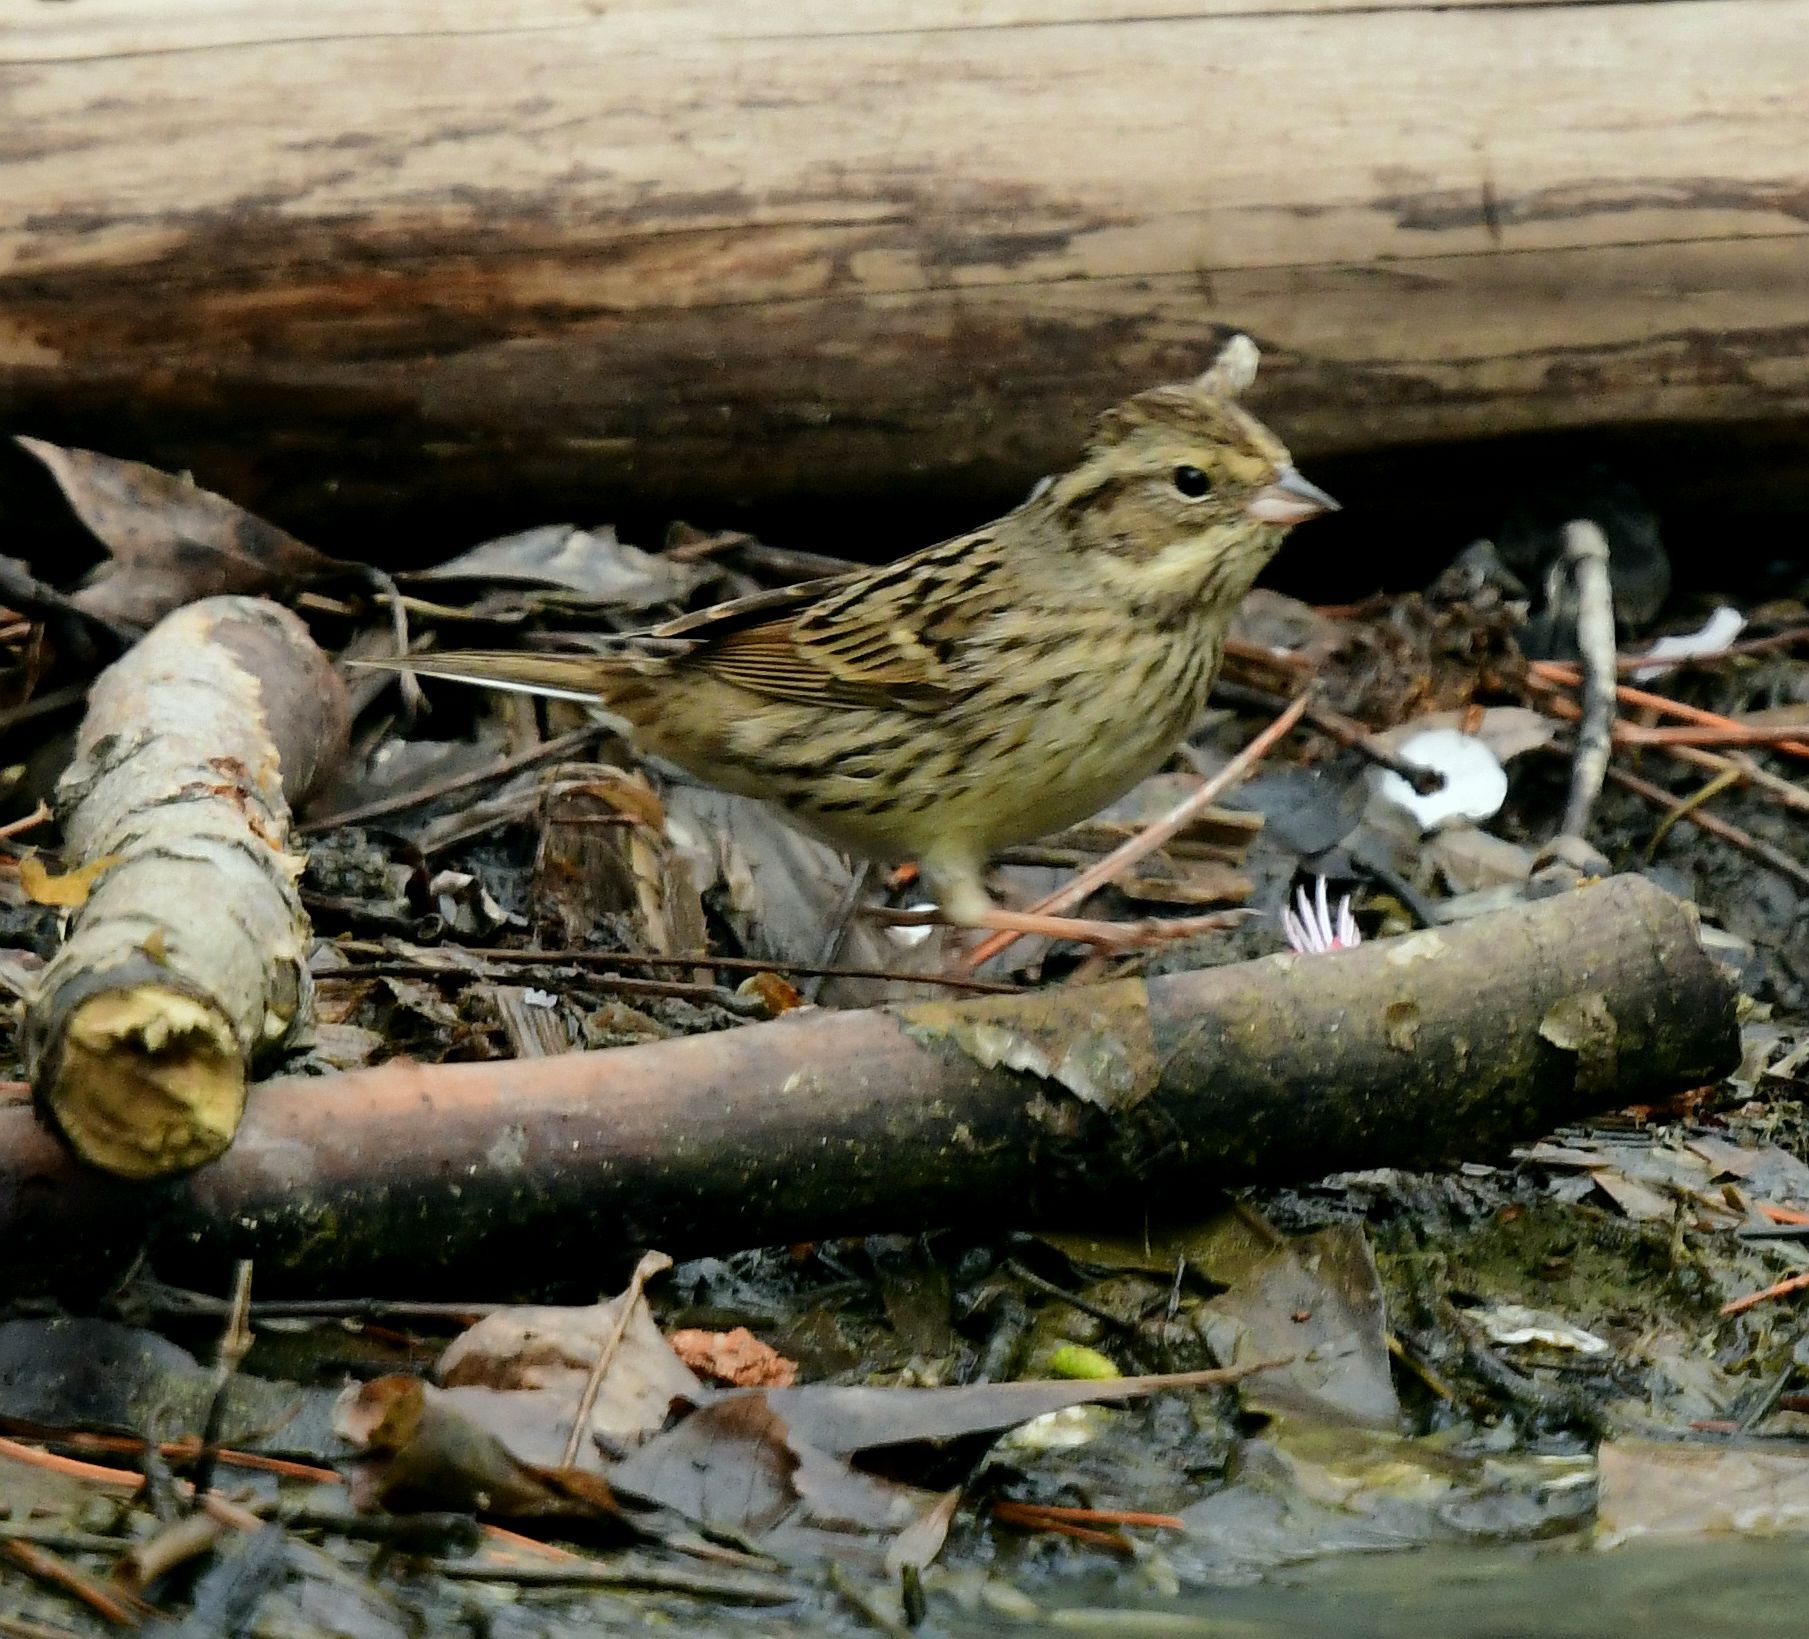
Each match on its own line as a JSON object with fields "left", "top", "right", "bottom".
{"left": 23, "top": 597, "right": 347, "bottom": 1178}
{"left": 0, "top": 875, "right": 1736, "bottom": 1289}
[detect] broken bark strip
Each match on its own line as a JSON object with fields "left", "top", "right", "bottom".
{"left": 0, "top": 875, "right": 1734, "bottom": 1288}
{"left": 23, "top": 597, "right": 346, "bottom": 1178}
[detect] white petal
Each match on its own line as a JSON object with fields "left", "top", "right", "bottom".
{"left": 1373, "top": 728, "right": 1509, "bottom": 833}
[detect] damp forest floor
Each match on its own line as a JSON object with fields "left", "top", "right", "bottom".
{"left": 2, "top": 446, "right": 1809, "bottom": 1634}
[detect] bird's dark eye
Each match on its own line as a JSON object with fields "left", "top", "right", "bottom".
{"left": 1173, "top": 465, "right": 1213, "bottom": 499}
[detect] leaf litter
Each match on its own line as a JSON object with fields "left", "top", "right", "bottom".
{"left": 2, "top": 441, "right": 1809, "bottom": 1631}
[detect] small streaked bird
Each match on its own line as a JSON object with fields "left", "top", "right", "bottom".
{"left": 367, "top": 337, "right": 1336, "bottom": 946}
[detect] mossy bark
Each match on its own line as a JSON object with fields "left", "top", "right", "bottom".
{"left": 0, "top": 874, "right": 1736, "bottom": 1289}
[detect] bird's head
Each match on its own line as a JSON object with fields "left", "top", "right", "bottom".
{"left": 1037, "top": 335, "right": 1338, "bottom": 608}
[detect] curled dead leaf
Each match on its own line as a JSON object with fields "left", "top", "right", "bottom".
{"left": 18, "top": 438, "right": 356, "bottom": 629}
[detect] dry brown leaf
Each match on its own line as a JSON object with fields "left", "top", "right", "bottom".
{"left": 436, "top": 1283, "right": 701, "bottom": 1472}
{"left": 409, "top": 523, "right": 712, "bottom": 612}
{"left": 18, "top": 438, "right": 356, "bottom": 629}
{"left": 332, "top": 1376, "right": 625, "bottom": 1523}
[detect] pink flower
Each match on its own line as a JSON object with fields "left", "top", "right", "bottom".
{"left": 1283, "top": 878, "right": 1360, "bottom": 955}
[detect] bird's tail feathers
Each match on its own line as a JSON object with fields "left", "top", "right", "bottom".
{"left": 355, "top": 650, "right": 620, "bottom": 706}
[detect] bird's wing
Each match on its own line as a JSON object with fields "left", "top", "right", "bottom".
{"left": 659, "top": 535, "right": 1003, "bottom": 711}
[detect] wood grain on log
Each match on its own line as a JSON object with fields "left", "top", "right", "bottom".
{"left": 0, "top": 876, "right": 1737, "bottom": 1292}
{"left": 4, "top": 1, "right": 1807, "bottom": 522}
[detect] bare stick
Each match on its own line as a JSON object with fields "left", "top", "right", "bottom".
{"left": 559, "top": 1250, "right": 672, "bottom": 1470}
{"left": 1619, "top": 623, "right": 1809, "bottom": 671}
{"left": 1211, "top": 679, "right": 1442, "bottom": 795}
{"left": 1558, "top": 521, "right": 1617, "bottom": 841}
{"left": 345, "top": 941, "right": 1017, "bottom": 995}
{"left": 1665, "top": 745, "right": 1809, "bottom": 818}
{"left": 1528, "top": 674, "right": 1809, "bottom": 811}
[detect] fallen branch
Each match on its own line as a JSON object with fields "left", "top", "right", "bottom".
{"left": 0, "top": 876, "right": 1736, "bottom": 1292}
{"left": 22, "top": 596, "right": 346, "bottom": 1177}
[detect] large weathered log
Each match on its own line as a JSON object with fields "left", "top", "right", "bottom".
{"left": 4, "top": 2, "right": 1807, "bottom": 529}
{"left": 0, "top": 876, "right": 1737, "bottom": 1292}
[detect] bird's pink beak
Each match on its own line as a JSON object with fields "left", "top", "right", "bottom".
{"left": 1245, "top": 466, "right": 1340, "bottom": 526}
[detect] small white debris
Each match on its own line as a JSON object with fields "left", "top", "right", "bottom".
{"left": 1631, "top": 605, "right": 1745, "bottom": 681}
{"left": 522, "top": 988, "right": 558, "bottom": 1009}
{"left": 884, "top": 902, "right": 940, "bottom": 949}
{"left": 998, "top": 1403, "right": 1115, "bottom": 1452}
{"left": 1464, "top": 1301, "right": 1611, "bottom": 1356}
{"left": 1373, "top": 728, "right": 1509, "bottom": 833}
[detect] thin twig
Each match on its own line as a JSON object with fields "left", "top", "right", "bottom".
{"left": 1643, "top": 765, "right": 1740, "bottom": 861}
{"left": 1534, "top": 687, "right": 1809, "bottom": 817}
{"left": 145, "top": 1289, "right": 497, "bottom": 1324}
{"left": 1527, "top": 662, "right": 1809, "bottom": 758}
{"left": 112, "top": 1512, "right": 231, "bottom": 1594}
{"left": 1557, "top": 521, "right": 1616, "bottom": 841}
{"left": 1721, "top": 1269, "right": 1809, "bottom": 1318}
{"left": 1615, "top": 722, "right": 1809, "bottom": 751}
{"left": 1, "top": 1541, "right": 153, "bottom": 1627}
{"left": 0, "top": 682, "right": 89, "bottom": 737}
{"left": 1213, "top": 679, "right": 1442, "bottom": 794}
{"left": 431, "top": 1558, "right": 799, "bottom": 1603}
{"left": 559, "top": 1251, "right": 672, "bottom": 1470}
{"left": 298, "top": 727, "right": 600, "bottom": 833}
{"left": 991, "top": 1500, "right": 1183, "bottom": 1530}
{"left": 963, "top": 691, "right": 1311, "bottom": 971}
{"left": 1665, "top": 745, "right": 1809, "bottom": 817}
{"left": 0, "top": 803, "right": 52, "bottom": 843}
{"left": 803, "top": 859, "right": 875, "bottom": 1005}
{"left": 0, "top": 1611, "right": 90, "bottom": 1639}
{"left": 0, "top": 1435, "right": 143, "bottom": 1491}
{"left": 332, "top": 939, "right": 1018, "bottom": 994}
{"left": 188, "top": 1260, "right": 255, "bottom": 1498}
{"left": 1608, "top": 766, "right": 1809, "bottom": 892}
{"left": 1737, "top": 1358, "right": 1798, "bottom": 1432}
{"left": 0, "top": 1430, "right": 336, "bottom": 1486}
{"left": 1621, "top": 622, "right": 1809, "bottom": 670}
{"left": 363, "top": 567, "right": 424, "bottom": 717}
{"left": 1003, "top": 1259, "right": 1136, "bottom": 1334}
{"left": 349, "top": 960, "right": 770, "bottom": 1016}
{"left": 990, "top": 1509, "right": 1134, "bottom": 1554}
